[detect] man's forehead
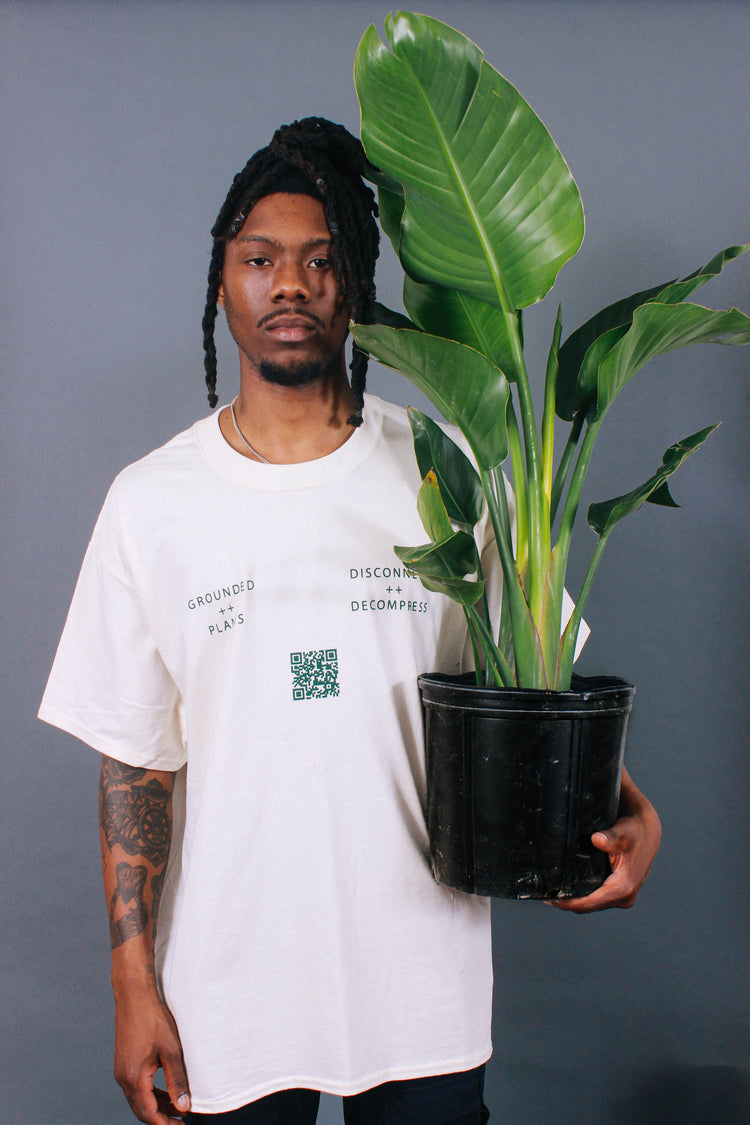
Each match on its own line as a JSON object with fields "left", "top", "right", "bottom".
{"left": 235, "top": 192, "right": 332, "bottom": 240}
{"left": 236, "top": 232, "right": 332, "bottom": 247}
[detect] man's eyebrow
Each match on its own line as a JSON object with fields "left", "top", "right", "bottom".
{"left": 236, "top": 234, "right": 332, "bottom": 250}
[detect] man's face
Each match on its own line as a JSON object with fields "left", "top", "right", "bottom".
{"left": 218, "top": 192, "right": 349, "bottom": 386}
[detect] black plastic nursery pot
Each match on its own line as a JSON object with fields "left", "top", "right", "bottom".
{"left": 419, "top": 672, "right": 635, "bottom": 899}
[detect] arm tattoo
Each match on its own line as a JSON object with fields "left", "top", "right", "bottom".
{"left": 109, "top": 862, "right": 148, "bottom": 949}
{"left": 101, "top": 758, "right": 147, "bottom": 786}
{"left": 100, "top": 774, "right": 171, "bottom": 867}
{"left": 100, "top": 758, "right": 173, "bottom": 952}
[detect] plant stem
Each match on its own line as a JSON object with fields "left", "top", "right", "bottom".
{"left": 475, "top": 555, "right": 496, "bottom": 687}
{"left": 481, "top": 467, "right": 545, "bottom": 687}
{"left": 508, "top": 333, "right": 542, "bottom": 483}
{"left": 501, "top": 310, "right": 551, "bottom": 658}
{"left": 466, "top": 603, "right": 515, "bottom": 687}
{"left": 513, "top": 358, "right": 546, "bottom": 615}
{"left": 542, "top": 307, "right": 563, "bottom": 503}
{"left": 507, "top": 405, "right": 528, "bottom": 571}
{"left": 488, "top": 281, "right": 544, "bottom": 550}
{"left": 527, "top": 480, "right": 550, "bottom": 629}
{"left": 464, "top": 612, "right": 484, "bottom": 687}
{"left": 485, "top": 274, "right": 550, "bottom": 685}
{"left": 554, "top": 417, "right": 602, "bottom": 578}
{"left": 550, "top": 413, "right": 584, "bottom": 523}
{"left": 479, "top": 589, "right": 495, "bottom": 687}
{"left": 544, "top": 418, "right": 603, "bottom": 687}
{"left": 497, "top": 576, "right": 514, "bottom": 679}
{"left": 557, "top": 533, "right": 609, "bottom": 686}
{"left": 483, "top": 467, "right": 512, "bottom": 561}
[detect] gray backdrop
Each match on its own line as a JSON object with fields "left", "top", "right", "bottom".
{"left": 2, "top": 1, "right": 749, "bottom": 1123}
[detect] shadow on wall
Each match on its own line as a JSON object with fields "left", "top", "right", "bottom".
{"left": 611, "top": 1065, "right": 750, "bottom": 1124}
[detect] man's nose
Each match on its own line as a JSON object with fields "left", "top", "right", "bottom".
{"left": 271, "top": 261, "right": 311, "bottom": 302}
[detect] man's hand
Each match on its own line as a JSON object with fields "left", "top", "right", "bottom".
{"left": 550, "top": 767, "right": 662, "bottom": 914}
{"left": 113, "top": 979, "right": 191, "bottom": 1123}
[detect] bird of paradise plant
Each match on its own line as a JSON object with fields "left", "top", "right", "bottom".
{"left": 351, "top": 11, "right": 750, "bottom": 691}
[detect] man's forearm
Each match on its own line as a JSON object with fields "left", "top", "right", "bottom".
{"left": 99, "top": 757, "right": 174, "bottom": 977}
{"left": 99, "top": 758, "right": 191, "bottom": 1122}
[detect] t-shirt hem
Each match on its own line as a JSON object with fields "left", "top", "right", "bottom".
{"left": 187, "top": 1046, "right": 493, "bottom": 1114}
{"left": 37, "top": 704, "right": 186, "bottom": 771}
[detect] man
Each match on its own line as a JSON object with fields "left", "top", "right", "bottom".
{"left": 39, "top": 119, "right": 661, "bottom": 1125}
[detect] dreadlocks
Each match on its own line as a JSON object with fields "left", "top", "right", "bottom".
{"left": 202, "top": 117, "right": 380, "bottom": 426}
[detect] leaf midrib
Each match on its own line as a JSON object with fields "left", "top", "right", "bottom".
{"left": 401, "top": 52, "right": 515, "bottom": 316}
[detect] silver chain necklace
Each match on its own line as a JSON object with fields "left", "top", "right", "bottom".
{"left": 230, "top": 397, "right": 271, "bottom": 464}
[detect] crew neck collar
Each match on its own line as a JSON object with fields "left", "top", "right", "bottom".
{"left": 194, "top": 393, "right": 384, "bottom": 491}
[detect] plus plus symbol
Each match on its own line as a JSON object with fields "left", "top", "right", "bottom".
{"left": 386, "top": 586, "right": 393, "bottom": 594}
{"left": 395, "top": 586, "right": 402, "bottom": 594}
{"left": 219, "top": 607, "right": 226, "bottom": 617}
{"left": 227, "top": 604, "right": 234, "bottom": 613}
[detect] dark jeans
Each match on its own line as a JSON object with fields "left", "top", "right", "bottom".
{"left": 184, "top": 1064, "right": 488, "bottom": 1125}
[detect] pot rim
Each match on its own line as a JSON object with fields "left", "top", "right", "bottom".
{"left": 418, "top": 671, "right": 635, "bottom": 716}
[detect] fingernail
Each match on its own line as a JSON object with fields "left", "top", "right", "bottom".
{"left": 177, "top": 1094, "right": 190, "bottom": 1110}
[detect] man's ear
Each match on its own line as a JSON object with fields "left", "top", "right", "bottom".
{"left": 217, "top": 280, "right": 224, "bottom": 310}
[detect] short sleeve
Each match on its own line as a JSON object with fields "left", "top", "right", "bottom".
{"left": 38, "top": 490, "right": 186, "bottom": 771}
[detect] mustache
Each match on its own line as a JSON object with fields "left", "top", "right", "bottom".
{"left": 257, "top": 307, "right": 325, "bottom": 330}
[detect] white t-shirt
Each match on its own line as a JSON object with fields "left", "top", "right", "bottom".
{"left": 39, "top": 395, "right": 494, "bottom": 1114}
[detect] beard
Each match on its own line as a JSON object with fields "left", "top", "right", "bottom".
{"left": 258, "top": 358, "right": 325, "bottom": 387}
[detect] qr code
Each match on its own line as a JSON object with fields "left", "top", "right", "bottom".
{"left": 290, "top": 649, "right": 340, "bottom": 701}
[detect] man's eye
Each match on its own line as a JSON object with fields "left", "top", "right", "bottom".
{"left": 246, "top": 256, "right": 270, "bottom": 266}
{"left": 310, "top": 258, "right": 330, "bottom": 269}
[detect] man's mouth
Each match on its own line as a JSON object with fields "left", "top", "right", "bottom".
{"left": 259, "top": 309, "right": 325, "bottom": 339}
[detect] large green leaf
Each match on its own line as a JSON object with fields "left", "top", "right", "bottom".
{"left": 376, "top": 183, "right": 406, "bottom": 248}
{"left": 352, "top": 323, "right": 510, "bottom": 471}
{"left": 556, "top": 281, "right": 673, "bottom": 420}
{"left": 557, "top": 245, "right": 750, "bottom": 419}
{"left": 408, "top": 409, "right": 484, "bottom": 527}
{"left": 375, "top": 179, "right": 521, "bottom": 377}
{"left": 591, "top": 303, "right": 750, "bottom": 418}
{"left": 374, "top": 181, "right": 524, "bottom": 377}
{"left": 403, "top": 275, "right": 521, "bottom": 380}
{"left": 355, "top": 12, "right": 584, "bottom": 310}
{"left": 587, "top": 424, "right": 720, "bottom": 537}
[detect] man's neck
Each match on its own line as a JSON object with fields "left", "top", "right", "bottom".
{"left": 218, "top": 367, "right": 358, "bottom": 465}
